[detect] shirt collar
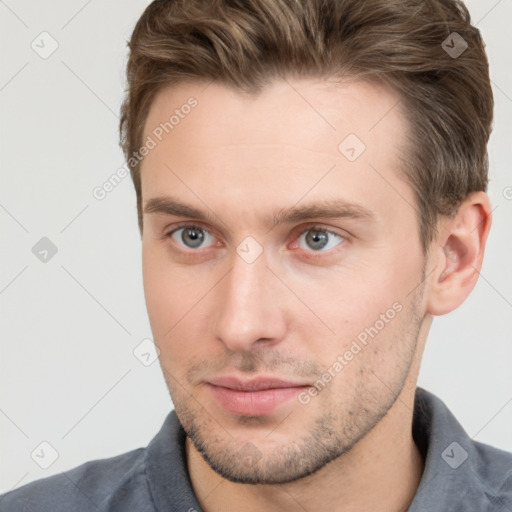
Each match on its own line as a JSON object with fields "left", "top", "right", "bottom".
{"left": 145, "top": 410, "right": 203, "bottom": 512}
{"left": 409, "top": 387, "right": 510, "bottom": 511}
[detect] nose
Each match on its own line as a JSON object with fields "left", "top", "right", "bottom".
{"left": 211, "top": 251, "right": 287, "bottom": 352}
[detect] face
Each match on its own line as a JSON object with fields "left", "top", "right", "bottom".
{"left": 140, "top": 78, "right": 428, "bottom": 484}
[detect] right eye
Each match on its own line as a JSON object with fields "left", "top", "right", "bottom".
{"left": 167, "top": 225, "right": 218, "bottom": 250}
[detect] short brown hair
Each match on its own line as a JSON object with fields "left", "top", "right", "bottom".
{"left": 119, "top": 0, "right": 493, "bottom": 251}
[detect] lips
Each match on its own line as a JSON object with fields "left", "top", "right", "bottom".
{"left": 208, "top": 376, "right": 306, "bottom": 391}
{"left": 207, "top": 376, "right": 310, "bottom": 416}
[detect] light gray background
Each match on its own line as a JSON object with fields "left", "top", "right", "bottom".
{"left": 1, "top": 0, "right": 511, "bottom": 493}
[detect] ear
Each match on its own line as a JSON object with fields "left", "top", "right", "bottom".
{"left": 426, "top": 191, "right": 492, "bottom": 316}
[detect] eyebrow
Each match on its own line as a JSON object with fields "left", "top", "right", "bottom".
{"left": 143, "top": 196, "right": 376, "bottom": 228}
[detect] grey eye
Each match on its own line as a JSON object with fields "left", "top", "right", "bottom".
{"left": 171, "top": 226, "right": 214, "bottom": 249}
{"left": 298, "top": 229, "right": 344, "bottom": 252}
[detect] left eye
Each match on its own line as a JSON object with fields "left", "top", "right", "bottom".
{"left": 169, "top": 226, "right": 216, "bottom": 249}
{"left": 297, "top": 228, "right": 345, "bottom": 252}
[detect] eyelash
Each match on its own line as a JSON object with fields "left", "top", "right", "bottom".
{"left": 163, "top": 223, "right": 347, "bottom": 258}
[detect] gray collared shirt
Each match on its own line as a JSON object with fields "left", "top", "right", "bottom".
{"left": 1, "top": 388, "right": 511, "bottom": 511}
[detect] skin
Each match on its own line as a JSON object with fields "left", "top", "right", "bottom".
{"left": 139, "top": 78, "right": 491, "bottom": 512}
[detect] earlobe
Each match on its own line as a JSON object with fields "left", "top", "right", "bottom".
{"left": 426, "top": 192, "right": 492, "bottom": 316}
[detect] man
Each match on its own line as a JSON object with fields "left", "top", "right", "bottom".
{"left": 1, "top": 0, "right": 511, "bottom": 510}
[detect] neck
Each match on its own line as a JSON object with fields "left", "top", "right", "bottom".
{"left": 186, "top": 381, "right": 424, "bottom": 512}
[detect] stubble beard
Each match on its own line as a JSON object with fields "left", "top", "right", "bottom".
{"left": 162, "top": 288, "right": 425, "bottom": 485}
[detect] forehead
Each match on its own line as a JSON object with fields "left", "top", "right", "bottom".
{"left": 139, "top": 78, "right": 411, "bottom": 229}
{"left": 142, "top": 78, "right": 404, "bottom": 154}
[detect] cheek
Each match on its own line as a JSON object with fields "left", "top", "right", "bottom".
{"left": 142, "top": 246, "right": 167, "bottom": 328}
{"left": 142, "top": 244, "right": 215, "bottom": 365}
{"left": 297, "top": 255, "right": 416, "bottom": 360}
{"left": 141, "top": 244, "right": 189, "bottom": 343}
{"left": 294, "top": 272, "right": 388, "bottom": 335}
